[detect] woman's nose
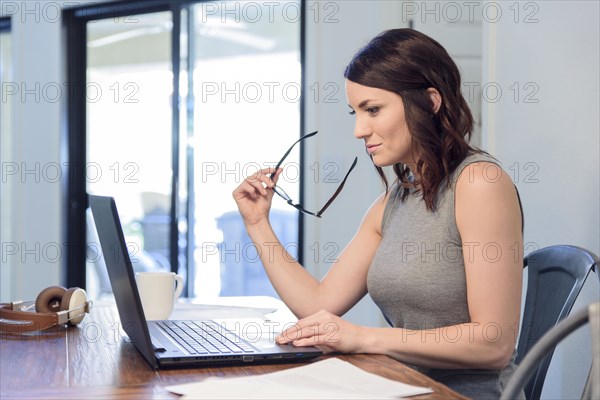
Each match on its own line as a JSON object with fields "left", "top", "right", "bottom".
{"left": 354, "top": 118, "right": 372, "bottom": 139}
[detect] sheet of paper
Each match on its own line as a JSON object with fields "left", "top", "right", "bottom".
{"left": 165, "top": 357, "right": 433, "bottom": 399}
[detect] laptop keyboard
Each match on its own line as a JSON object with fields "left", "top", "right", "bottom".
{"left": 157, "top": 321, "right": 256, "bottom": 355}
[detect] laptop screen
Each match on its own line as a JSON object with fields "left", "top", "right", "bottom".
{"left": 89, "top": 195, "right": 158, "bottom": 368}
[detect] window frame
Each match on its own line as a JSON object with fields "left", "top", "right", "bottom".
{"left": 0, "top": 17, "right": 10, "bottom": 32}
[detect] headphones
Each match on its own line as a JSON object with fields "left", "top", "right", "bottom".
{"left": 0, "top": 286, "right": 92, "bottom": 333}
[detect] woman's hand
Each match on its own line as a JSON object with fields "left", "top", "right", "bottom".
{"left": 232, "top": 167, "right": 282, "bottom": 226}
{"left": 275, "top": 309, "right": 369, "bottom": 354}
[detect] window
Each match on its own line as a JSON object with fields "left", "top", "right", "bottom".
{"left": 64, "top": 1, "right": 302, "bottom": 299}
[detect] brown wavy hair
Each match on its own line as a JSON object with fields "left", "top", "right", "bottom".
{"left": 344, "top": 29, "right": 483, "bottom": 212}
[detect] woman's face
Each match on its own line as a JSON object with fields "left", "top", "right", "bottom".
{"left": 346, "top": 80, "right": 415, "bottom": 168}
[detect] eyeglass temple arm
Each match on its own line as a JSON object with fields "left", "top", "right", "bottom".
{"left": 316, "top": 156, "right": 358, "bottom": 218}
{"left": 288, "top": 202, "right": 318, "bottom": 217}
{"left": 272, "top": 131, "right": 318, "bottom": 175}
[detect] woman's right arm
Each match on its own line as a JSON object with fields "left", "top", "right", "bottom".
{"left": 232, "top": 168, "right": 387, "bottom": 319}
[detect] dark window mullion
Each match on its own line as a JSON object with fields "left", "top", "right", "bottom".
{"left": 298, "top": 1, "right": 306, "bottom": 266}
{"left": 64, "top": 12, "right": 88, "bottom": 288}
{"left": 71, "top": 1, "right": 175, "bottom": 21}
{"left": 170, "top": 6, "right": 182, "bottom": 276}
{"left": 0, "top": 17, "right": 11, "bottom": 32}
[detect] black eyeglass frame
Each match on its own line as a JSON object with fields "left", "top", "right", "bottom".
{"left": 270, "top": 131, "right": 358, "bottom": 218}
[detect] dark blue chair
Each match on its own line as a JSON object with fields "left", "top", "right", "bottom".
{"left": 517, "top": 245, "right": 600, "bottom": 399}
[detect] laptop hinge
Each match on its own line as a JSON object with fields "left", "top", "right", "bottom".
{"left": 150, "top": 334, "right": 167, "bottom": 352}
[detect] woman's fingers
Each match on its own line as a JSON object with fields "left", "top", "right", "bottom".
{"left": 290, "top": 335, "right": 331, "bottom": 349}
{"left": 232, "top": 167, "right": 285, "bottom": 226}
{"left": 234, "top": 179, "right": 260, "bottom": 199}
{"left": 234, "top": 167, "right": 281, "bottom": 199}
{"left": 276, "top": 311, "right": 340, "bottom": 346}
{"left": 269, "top": 167, "right": 283, "bottom": 186}
{"left": 275, "top": 311, "right": 364, "bottom": 354}
{"left": 277, "top": 324, "right": 340, "bottom": 348}
{"left": 246, "top": 168, "right": 281, "bottom": 194}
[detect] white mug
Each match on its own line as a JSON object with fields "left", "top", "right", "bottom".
{"left": 135, "top": 271, "right": 183, "bottom": 320}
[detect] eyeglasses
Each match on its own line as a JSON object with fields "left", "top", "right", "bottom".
{"left": 271, "top": 131, "right": 358, "bottom": 218}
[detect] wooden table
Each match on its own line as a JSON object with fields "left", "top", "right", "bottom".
{"left": 0, "top": 298, "right": 466, "bottom": 399}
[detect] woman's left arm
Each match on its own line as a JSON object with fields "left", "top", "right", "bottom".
{"left": 277, "top": 162, "right": 523, "bottom": 370}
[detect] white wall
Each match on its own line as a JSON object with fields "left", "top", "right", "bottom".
{"left": 0, "top": 0, "right": 111, "bottom": 302}
{"left": 483, "top": 1, "right": 600, "bottom": 398}
{"left": 411, "top": 2, "right": 483, "bottom": 147}
{"left": 1, "top": 2, "right": 64, "bottom": 301}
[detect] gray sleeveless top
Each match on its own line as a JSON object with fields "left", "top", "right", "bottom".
{"left": 367, "top": 153, "right": 523, "bottom": 399}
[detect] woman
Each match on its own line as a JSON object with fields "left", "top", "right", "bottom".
{"left": 233, "top": 29, "right": 524, "bottom": 399}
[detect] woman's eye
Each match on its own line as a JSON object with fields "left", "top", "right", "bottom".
{"left": 367, "top": 107, "right": 379, "bottom": 115}
{"left": 348, "top": 109, "right": 356, "bottom": 115}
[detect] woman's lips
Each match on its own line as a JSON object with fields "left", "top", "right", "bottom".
{"left": 366, "top": 144, "right": 381, "bottom": 154}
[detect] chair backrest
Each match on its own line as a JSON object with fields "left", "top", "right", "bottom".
{"left": 518, "top": 245, "right": 600, "bottom": 400}
{"left": 503, "top": 302, "right": 599, "bottom": 400}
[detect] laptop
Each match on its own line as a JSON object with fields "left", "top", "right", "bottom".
{"left": 88, "top": 194, "right": 322, "bottom": 369}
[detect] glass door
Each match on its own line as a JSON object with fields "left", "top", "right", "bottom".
{"left": 68, "top": 1, "right": 302, "bottom": 299}
{"left": 85, "top": 12, "right": 175, "bottom": 297}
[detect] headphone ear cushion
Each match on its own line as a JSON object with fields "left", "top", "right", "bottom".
{"left": 35, "top": 286, "right": 67, "bottom": 313}
{"left": 61, "top": 287, "right": 88, "bottom": 326}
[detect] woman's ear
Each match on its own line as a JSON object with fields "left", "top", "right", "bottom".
{"left": 426, "top": 88, "right": 442, "bottom": 115}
